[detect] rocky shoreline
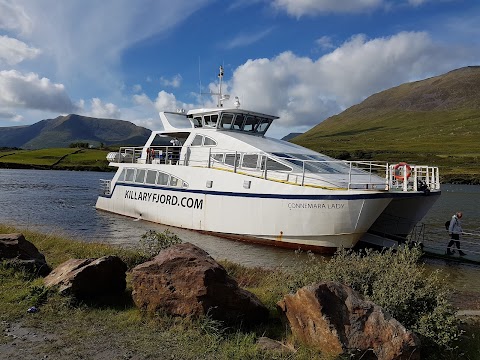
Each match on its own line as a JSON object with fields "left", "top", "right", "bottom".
{"left": 2, "top": 230, "right": 479, "bottom": 359}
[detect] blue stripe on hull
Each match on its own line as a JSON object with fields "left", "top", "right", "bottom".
{"left": 99, "top": 181, "right": 441, "bottom": 201}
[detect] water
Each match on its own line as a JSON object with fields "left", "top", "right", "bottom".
{"left": 0, "top": 169, "right": 300, "bottom": 268}
{"left": 1, "top": 169, "right": 479, "bottom": 292}
{"left": 421, "top": 184, "right": 480, "bottom": 231}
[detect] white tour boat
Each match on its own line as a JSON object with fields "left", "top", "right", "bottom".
{"left": 96, "top": 67, "right": 441, "bottom": 253}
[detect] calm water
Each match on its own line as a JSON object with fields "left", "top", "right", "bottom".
{"left": 0, "top": 169, "right": 479, "bottom": 291}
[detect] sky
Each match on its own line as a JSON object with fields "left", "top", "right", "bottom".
{"left": 0, "top": 0, "right": 479, "bottom": 139}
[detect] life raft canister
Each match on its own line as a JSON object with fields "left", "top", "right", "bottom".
{"left": 393, "top": 162, "right": 412, "bottom": 181}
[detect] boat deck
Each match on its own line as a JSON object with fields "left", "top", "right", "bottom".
{"left": 107, "top": 145, "right": 440, "bottom": 194}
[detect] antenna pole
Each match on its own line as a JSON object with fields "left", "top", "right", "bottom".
{"left": 217, "top": 66, "right": 224, "bottom": 107}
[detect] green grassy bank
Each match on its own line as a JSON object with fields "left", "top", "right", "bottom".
{"left": 0, "top": 148, "right": 112, "bottom": 172}
{"left": 1, "top": 225, "right": 480, "bottom": 359}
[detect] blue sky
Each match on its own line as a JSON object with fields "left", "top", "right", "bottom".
{"left": 0, "top": 0, "right": 479, "bottom": 139}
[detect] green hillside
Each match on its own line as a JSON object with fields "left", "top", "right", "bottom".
{"left": 292, "top": 66, "right": 480, "bottom": 183}
{"left": 0, "top": 114, "right": 151, "bottom": 149}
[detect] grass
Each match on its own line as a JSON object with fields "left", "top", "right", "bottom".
{"left": 0, "top": 148, "right": 110, "bottom": 171}
{"left": 0, "top": 148, "right": 77, "bottom": 166}
{"left": 54, "top": 148, "right": 110, "bottom": 170}
{"left": 1, "top": 225, "right": 480, "bottom": 359}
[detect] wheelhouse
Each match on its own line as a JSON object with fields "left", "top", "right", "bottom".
{"left": 188, "top": 109, "right": 278, "bottom": 136}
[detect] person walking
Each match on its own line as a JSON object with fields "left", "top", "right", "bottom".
{"left": 447, "top": 211, "right": 465, "bottom": 256}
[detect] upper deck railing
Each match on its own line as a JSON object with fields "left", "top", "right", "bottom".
{"left": 109, "top": 146, "right": 440, "bottom": 192}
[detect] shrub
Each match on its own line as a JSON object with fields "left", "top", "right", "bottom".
{"left": 139, "top": 229, "right": 182, "bottom": 258}
{"left": 287, "top": 246, "right": 461, "bottom": 351}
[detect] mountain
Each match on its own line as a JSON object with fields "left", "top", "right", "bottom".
{"left": 0, "top": 114, "right": 152, "bottom": 149}
{"left": 293, "top": 66, "right": 480, "bottom": 157}
{"left": 281, "top": 132, "right": 303, "bottom": 141}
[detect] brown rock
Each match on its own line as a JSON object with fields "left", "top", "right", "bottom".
{"left": 0, "top": 233, "right": 50, "bottom": 276}
{"left": 131, "top": 242, "right": 269, "bottom": 326}
{"left": 277, "top": 282, "right": 420, "bottom": 360}
{"left": 44, "top": 256, "right": 127, "bottom": 297}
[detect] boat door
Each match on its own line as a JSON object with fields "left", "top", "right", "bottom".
{"left": 184, "top": 133, "right": 218, "bottom": 167}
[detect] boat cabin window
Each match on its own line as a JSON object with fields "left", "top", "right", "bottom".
{"left": 225, "top": 153, "right": 241, "bottom": 167}
{"left": 190, "top": 134, "right": 217, "bottom": 147}
{"left": 118, "top": 168, "right": 188, "bottom": 188}
{"left": 260, "top": 156, "right": 292, "bottom": 172}
{"left": 241, "top": 154, "right": 259, "bottom": 169}
{"left": 204, "top": 114, "right": 219, "bottom": 127}
{"left": 135, "top": 169, "right": 146, "bottom": 183}
{"left": 220, "top": 113, "right": 234, "bottom": 129}
{"left": 232, "top": 114, "right": 245, "bottom": 130}
{"left": 170, "top": 177, "right": 180, "bottom": 187}
{"left": 191, "top": 135, "right": 203, "bottom": 146}
{"left": 212, "top": 153, "right": 224, "bottom": 163}
{"left": 256, "top": 118, "right": 271, "bottom": 132}
{"left": 243, "top": 116, "right": 256, "bottom": 132}
{"left": 157, "top": 172, "right": 169, "bottom": 186}
{"left": 203, "top": 136, "right": 217, "bottom": 146}
{"left": 145, "top": 170, "right": 157, "bottom": 184}
{"left": 193, "top": 117, "right": 202, "bottom": 128}
{"left": 125, "top": 168, "right": 135, "bottom": 182}
{"left": 118, "top": 169, "right": 126, "bottom": 182}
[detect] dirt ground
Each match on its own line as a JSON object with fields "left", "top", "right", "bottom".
{"left": 1, "top": 320, "right": 145, "bottom": 360}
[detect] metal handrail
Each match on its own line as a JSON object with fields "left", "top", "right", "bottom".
{"left": 409, "top": 224, "right": 480, "bottom": 260}
{"left": 109, "top": 146, "right": 439, "bottom": 192}
{"left": 99, "top": 179, "right": 111, "bottom": 195}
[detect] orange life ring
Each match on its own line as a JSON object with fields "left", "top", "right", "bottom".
{"left": 393, "top": 162, "right": 411, "bottom": 181}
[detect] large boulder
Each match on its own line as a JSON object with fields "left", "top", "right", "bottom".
{"left": 277, "top": 282, "right": 420, "bottom": 360}
{"left": 0, "top": 233, "right": 50, "bottom": 276}
{"left": 44, "top": 256, "right": 127, "bottom": 297}
{"left": 131, "top": 242, "right": 269, "bottom": 326}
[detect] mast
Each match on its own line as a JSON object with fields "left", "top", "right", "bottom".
{"left": 217, "top": 66, "right": 223, "bottom": 108}
{"left": 213, "top": 65, "right": 229, "bottom": 108}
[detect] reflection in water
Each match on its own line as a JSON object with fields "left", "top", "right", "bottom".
{"left": 0, "top": 169, "right": 479, "bottom": 291}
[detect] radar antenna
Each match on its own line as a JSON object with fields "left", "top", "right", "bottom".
{"left": 209, "top": 66, "right": 229, "bottom": 107}
{"left": 200, "top": 65, "right": 235, "bottom": 108}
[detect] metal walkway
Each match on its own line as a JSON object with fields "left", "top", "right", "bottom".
{"left": 409, "top": 224, "right": 480, "bottom": 263}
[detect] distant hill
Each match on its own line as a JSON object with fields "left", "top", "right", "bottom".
{"left": 281, "top": 132, "right": 303, "bottom": 141}
{"left": 0, "top": 114, "right": 152, "bottom": 149}
{"left": 293, "top": 66, "right": 480, "bottom": 155}
{"left": 292, "top": 66, "right": 480, "bottom": 182}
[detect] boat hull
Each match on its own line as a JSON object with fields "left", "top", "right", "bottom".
{"left": 96, "top": 183, "right": 392, "bottom": 251}
{"left": 368, "top": 190, "right": 441, "bottom": 237}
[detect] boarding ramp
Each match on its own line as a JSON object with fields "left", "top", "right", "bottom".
{"left": 410, "top": 224, "right": 480, "bottom": 263}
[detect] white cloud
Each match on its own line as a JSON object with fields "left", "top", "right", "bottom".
{"left": 5, "top": 1, "right": 211, "bottom": 93}
{"left": 89, "top": 98, "right": 121, "bottom": 119}
{"left": 224, "top": 28, "right": 273, "bottom": 49}
{"left": 217, "top": 31, "right": 463, "bottom": 135}
{"left": 0, "top": 70, "right": 75, "bottom": 112}
{"left": 160, "top": 74, "right": 182, "bottom": 88}
{"left": 0, "top": 110, "right": 23, "bottom": 122}
{"left": 315, "top": 36, "right": 335, "bottom": 50}
{"left": 271, "top": 0, "right": 383, "bottom": 16}
{"left": 0, "top": 0, "right": 32, "bottom": 35}
{"left": 153, "top": 90, "right": 194, "bottom": 112}
{"left": 132, "top": 84, "right": 142, "bottom": 93}
{"left": 0, "top": 35, "right": 40, "bottom": 66}
{"left": 271, "top": 0, "right": 433, "bottom": 16}
{"left": 133, "top": 93, "right": 153, "bottom": 107}
{"left": 408, "top": 0, "right": 427, "bottom": 6}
